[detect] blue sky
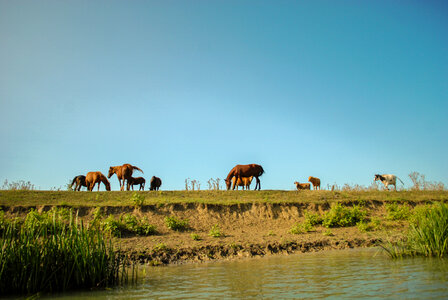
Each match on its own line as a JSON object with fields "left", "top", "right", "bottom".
{"left": 1, "top": 0, "right": 447, "bottom": 191}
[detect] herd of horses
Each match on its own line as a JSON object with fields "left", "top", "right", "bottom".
{"left": 71, "top": 164, "right": 162, "bottom": 192}
{"left": 71, "top": 163, "right": 401, "bottom": 192}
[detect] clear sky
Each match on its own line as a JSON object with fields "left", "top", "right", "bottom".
{"left": 1, "top": 0, "right": 447, "bottom": 191}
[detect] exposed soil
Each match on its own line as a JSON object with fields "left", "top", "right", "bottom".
{"left": 3, "top": 201, "right": 408, "bottom": 265}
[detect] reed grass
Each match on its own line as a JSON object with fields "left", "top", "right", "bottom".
{"left": 0, "top": 208, "right": 133, "bottom": 296}
{"left": 381, "top": 203, "right": 448, "bottom": 258}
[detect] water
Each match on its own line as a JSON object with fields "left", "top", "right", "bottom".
{"left": 52, "top": 248, "right": 448, "bottom": 299}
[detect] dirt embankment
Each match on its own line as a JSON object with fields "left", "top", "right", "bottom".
{"left": 3, "top": 201, "right": 405, "bottom": 264}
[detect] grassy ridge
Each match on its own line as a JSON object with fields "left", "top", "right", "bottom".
{"left": 1, "top": 190, "right": 447, "bottom": 207}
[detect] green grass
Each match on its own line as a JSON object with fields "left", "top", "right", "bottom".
{"left": 1, "top": 190, "right": 447, "bottom": 207}
{"left": 382, "top": 203, "right": 448, "bottom": 258}
{"left": 209, "top": 224, "right": 223, "bottom": 237}
{"left": 164, "top": 216, "right": 189, "bottom": 231}
{"left": 0, "top": 208, "right": 133, "bottom": 296}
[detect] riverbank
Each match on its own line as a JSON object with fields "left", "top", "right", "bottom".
{"left": 1, "top": 190, "right": 446, "bottom": 265}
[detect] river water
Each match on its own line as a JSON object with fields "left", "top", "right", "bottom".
{"left": 52, "top": 248, "right": 448, "bottom": 299}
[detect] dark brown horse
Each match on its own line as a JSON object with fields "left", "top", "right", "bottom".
{"left": 86, "top": 171, "right": 111, "bottom": 191}
{"left": 128, "top": 176, "right": 146, "bottom": 191}
{"left": 225, "top": 164, "right": 264, "bottom": 190}
{"left": 108, "top": 164, "right": 143, "bottom": 191}
{"left": 71, "top": 175, "right": 87, "bottom": 191}
{"left": 150, "top": 176, "right": 162, "bottom": 191}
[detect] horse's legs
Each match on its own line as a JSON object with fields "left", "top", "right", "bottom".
{"left": 256, "top": 177, "right": 261, "bottom": 190}
{"left": 232, "top": 176, "right": 238, "bottom": 190}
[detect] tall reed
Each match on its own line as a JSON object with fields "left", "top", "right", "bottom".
{"left": 0, "top": 208, "right": 133, "bottom": 296}
{"left": 382, "top": 203, "right": 448, "bottom": 258}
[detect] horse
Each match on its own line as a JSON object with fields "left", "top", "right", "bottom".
{"left": 308, "top": 176, "right": 321, "bottom": 190}
{"left": 374, "top": 174, "right": 404, "bottom": 191}
{"left": 232, "top": 176, "right": 253, "bottom": 190}
{"left": 225, "top": 164, "right": 264, "bottom": 190}
{"left": 294, "top": 181, "right": 311, "bottom": 190}
{"left": 150, "top": 176, "right": 162, "bottom": 191}
{"left": 86, "top": 172, "right": 111, "bottom": 191}
{"left": 108, "top": 164, "right": 143, "bottom": 191}
{"left": 128, "top": 176, "right": 146, "bottom": 191}
{"left": 71, "top": 175, "right": 87, "bottom": 191}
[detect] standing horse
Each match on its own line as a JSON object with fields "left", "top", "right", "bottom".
{"left": 86, "top": 172, "right": 111, "bottom": 191}
{"left": 71, "top": 175, "right": 87, "bottom": 191}
{"left": 108, "top": 164, "right": 143, "bottom": 191}
{"left": 128, "top": 176, "right": 146, "bottom": 191}
{"left": 150, "top": 176, "right": 162, "bottom": 191}
{"left": 232, "top": 176, "right": 253, "bottom": 190}
{"left": 225, "top": 164, "right": 264, "bottom": 190}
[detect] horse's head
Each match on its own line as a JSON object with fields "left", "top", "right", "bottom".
{"left": 225, "top": 179, "right": 231, "bottom": 190}
{"left": 107, "top": 167, "right": 114, "bottom": 178}
{"left": 104, "top": 180, "right": 111, "bottom": 191}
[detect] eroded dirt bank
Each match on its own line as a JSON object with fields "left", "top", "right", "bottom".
{"left": 3, "top": 201, "right": 407, "bottom": 264}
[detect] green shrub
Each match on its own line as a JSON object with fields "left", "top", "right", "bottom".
{"left": 323, "top": 229, "right": 334, "bottom": 236}
{"left": 164, "top": 216, "right": 189, "bottom": 231}
{"left": 304, "top": 210, "right": 322, "bottom": 226}
{"left": 289, "top": 222, "right": 313, "bottom": 234}
{"left": 322, "top": 203, "right": 367, "bottom": 228}
{"left": 386, "top": 202, "right": 411, "bottom": 220}
{"left": 209, "top": 224, "right": 223, "bottom": 237}
{"left": 101, "top": 214, "right": 157, "bottom": 237}
{"left": 131, "top": 192, "right": 145, "bottom": 207}
{"left": 153, "top": 243, "right": 168, "bottom": 251}
{"left": 191, "top": 233, "right": 201, "bottom": 240}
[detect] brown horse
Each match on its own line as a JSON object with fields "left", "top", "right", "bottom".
{"left": 149, "top": 176, "right": 162, "bottom": 191}
{"left": 71, "top": 175, "right": 87, "bottom": 191}
{"left": 128, "top": 176, "right": 146, "bottom": 191}
{"left": 108, "top": 164, "right": 143, "bottom": 191}
{"left": 225, "top": 164, "right": 264, "bottom": 190}
{"left": 86, "top": 172, "right": 111, "bottom": 191}
{"left": 232, "top": 176, "right": 253, "bottom": 190}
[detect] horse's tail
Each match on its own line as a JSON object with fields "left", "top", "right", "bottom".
{"left": 132, "top": 165, "right": 144, "bottom": 174}
{"left": 71, "top": 176, "right": 77, "bottom": 187}
{"left": 258, "top": 166, "right": 265, "bottom": 177}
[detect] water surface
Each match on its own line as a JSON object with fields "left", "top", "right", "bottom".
{"left": 53, "top": 248, "right": 448, "bottom": 299}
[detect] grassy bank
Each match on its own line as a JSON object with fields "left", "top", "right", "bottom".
{"left": 1, "top": 190, "right": 447, "bottom": 207}
{"left": 1, "top": 190, "right": 447, "bottom": 274}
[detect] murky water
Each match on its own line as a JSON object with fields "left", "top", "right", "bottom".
{"left": 51, "top": 248, "right": 448, "bottom": 299}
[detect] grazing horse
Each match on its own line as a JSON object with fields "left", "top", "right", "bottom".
{"left": 225, "top": 164, "right": 264, "bottom": 190}
{"left": 108, "top": 164, "right": 143, "bottom": 191}
{"left": 86, "top": 172, "right": 111, "bottom": 191}
{"left": 374, "top": 174, "right": 404, "bottom": 191}
{"left": 294, "top": 181, "right": 311, "bottom": 190}
{"left": 232, "top": 176, "right": 253, "bottom": 190}
{"left": 128, "top": 176, "right": 146, "bottom": 191}
{"left": 149, "top": 176, "right": 162, "bottom": 191}
{"left": 308, "top": 176, "right": 321, "bottom": 190}
{"left": 71, "top": 175, "right": 87, "bottom": 191}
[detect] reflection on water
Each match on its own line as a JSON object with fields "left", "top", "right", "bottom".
{"left": 52, "top": 248, "right": 448, "bottom": 299}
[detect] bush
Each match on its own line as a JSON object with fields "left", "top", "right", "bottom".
{"left": 322, "top": 203, "right": 367, "bottom": 228}
{"left": 209, "top": 224, "right": 223, "bottom": 237}
{"left": 164, "top": 216, "right": 189, "bottom": 231}
{"left": 289, "top": 222, "right": 313, "bottom": 234}
{"left": 101, "top": 214, "right": 157, "bottom": 237}
{"left": 386, "top": 202, "right": 411, "bottom": 221}
{"left": 131, "top": 193, "right": 145, "bottom": 207}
